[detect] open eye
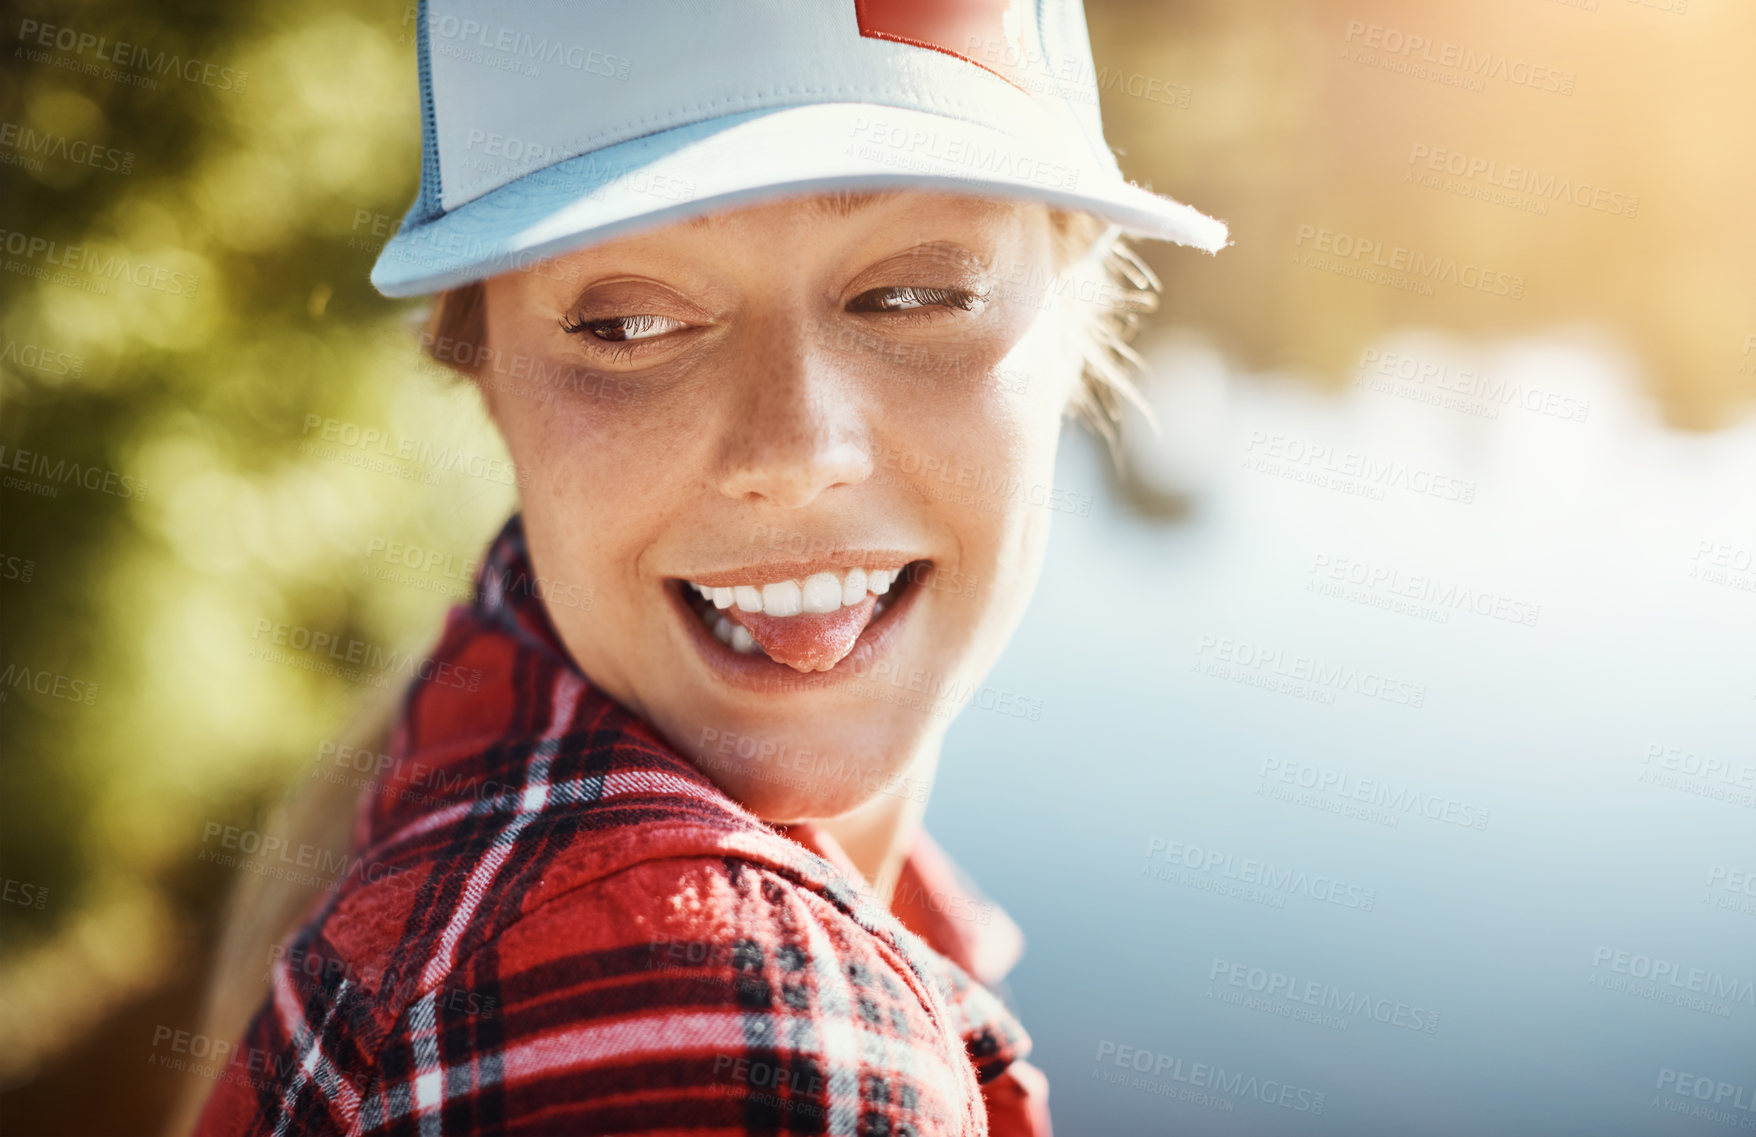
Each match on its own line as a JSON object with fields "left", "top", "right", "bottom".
{"left": 847, "top": 286, "right": 987, "bottom": 314}
{"left": 560, "top": 313, "right": 689, "bottom": 342}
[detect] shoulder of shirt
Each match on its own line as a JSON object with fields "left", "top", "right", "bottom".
{"left": 307, "top": 767, "right": 787, "bottom": 1009}
{"left": 297, "top": 771, "right": 960, "bottom": 1037}
{"left": 351, "top": 852, "right": 986, "bottom": 1135}
{"left": 247, "top": 762, "right": 1030, "bottom": 1128}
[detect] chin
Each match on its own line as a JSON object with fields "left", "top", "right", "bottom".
{"left": 672, "top": 711, "right": 933, "bottom": 823}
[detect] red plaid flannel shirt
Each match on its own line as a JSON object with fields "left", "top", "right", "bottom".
{"left": 194, "top": 515, "right": 1051, "bottom": 1136}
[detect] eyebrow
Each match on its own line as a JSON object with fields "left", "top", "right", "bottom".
{"left": 809, "top": 190, "right": 889, "bottom": 218}
{"left": 685, "top": 189, "right": 889, "bottom": 229}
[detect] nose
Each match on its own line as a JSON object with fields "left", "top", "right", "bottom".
{"left": 713, "top": 328, "right": 873, "bottom": 509}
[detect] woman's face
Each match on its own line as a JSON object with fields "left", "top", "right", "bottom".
{"left": 478, "top": 190, "right": 1082, "bottom": 821}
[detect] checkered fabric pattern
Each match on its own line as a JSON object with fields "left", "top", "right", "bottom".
{"left": 193, "top": 514, "right": 1049, "bottom": 1136}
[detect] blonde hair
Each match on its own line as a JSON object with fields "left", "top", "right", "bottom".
{"left": 1047, "top": 208, "right": 1163, "bottom": 455}
{"left": 178, "top": 205, "right": 1159, "bottom": 1135}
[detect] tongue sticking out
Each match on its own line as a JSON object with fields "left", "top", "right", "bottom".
{"left": 723, "top": 595, "right": 880, "bottom": 673}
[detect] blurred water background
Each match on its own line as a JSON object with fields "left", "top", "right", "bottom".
{"left": 935, "top": 336, "right": 1755, "bottom": 1135}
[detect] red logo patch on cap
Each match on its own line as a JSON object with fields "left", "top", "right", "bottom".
{"left": 855, "top": 0, "right": 1028, "bottom": 89}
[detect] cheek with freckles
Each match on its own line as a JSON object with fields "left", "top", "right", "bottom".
{"left": 873, "top": 309, "right": 1077, "bottom": 686}
{"left": 474, "top": 336, "right": 723, "bottom": 719}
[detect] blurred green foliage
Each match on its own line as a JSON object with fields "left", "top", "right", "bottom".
{"left": 0, "top": 0, "right": 516, "bottom": 1092}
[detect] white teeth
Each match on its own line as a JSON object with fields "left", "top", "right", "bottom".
{"left": 842, "top": 568, "right": 867, "bottom": 606}
{"left": 708, "top": 609, "right": 763, "bottom": 657}
{"left": 801, "top": 573, "right": 842, "bottom": 614}
{"left": 688, "top": 564, "right": 912, "bottom": 618}
{"left": 762, "top": 580, "right": 803, "bottom": 617}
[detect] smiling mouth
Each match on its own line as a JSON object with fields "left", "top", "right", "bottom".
{"left": 672, "top": 563, "right": 924, "bottom": 676}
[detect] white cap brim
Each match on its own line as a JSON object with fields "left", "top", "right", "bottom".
{"left": 371, "top": 101, "right": 1227, "bottom": 298}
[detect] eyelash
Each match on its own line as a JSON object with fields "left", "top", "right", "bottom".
{"left": 557, "top": 285, "right": 987, "bottom": 354}
{"left": 847, "top": 285, "right": 988, "bottom": 314}
{"left": 557, "top": 313, "right": 682, "bottom": 342}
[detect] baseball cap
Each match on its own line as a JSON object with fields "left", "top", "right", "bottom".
{"left": 370, "top": 0, "right": 1229, "bottom": 298}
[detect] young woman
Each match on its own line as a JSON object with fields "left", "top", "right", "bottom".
{"left": 190, "top": 2, "right": 1223, "bottom": 1134}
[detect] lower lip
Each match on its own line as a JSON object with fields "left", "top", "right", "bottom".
{"left": 667, "top": 567, "right": 927, "bottom": 694}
